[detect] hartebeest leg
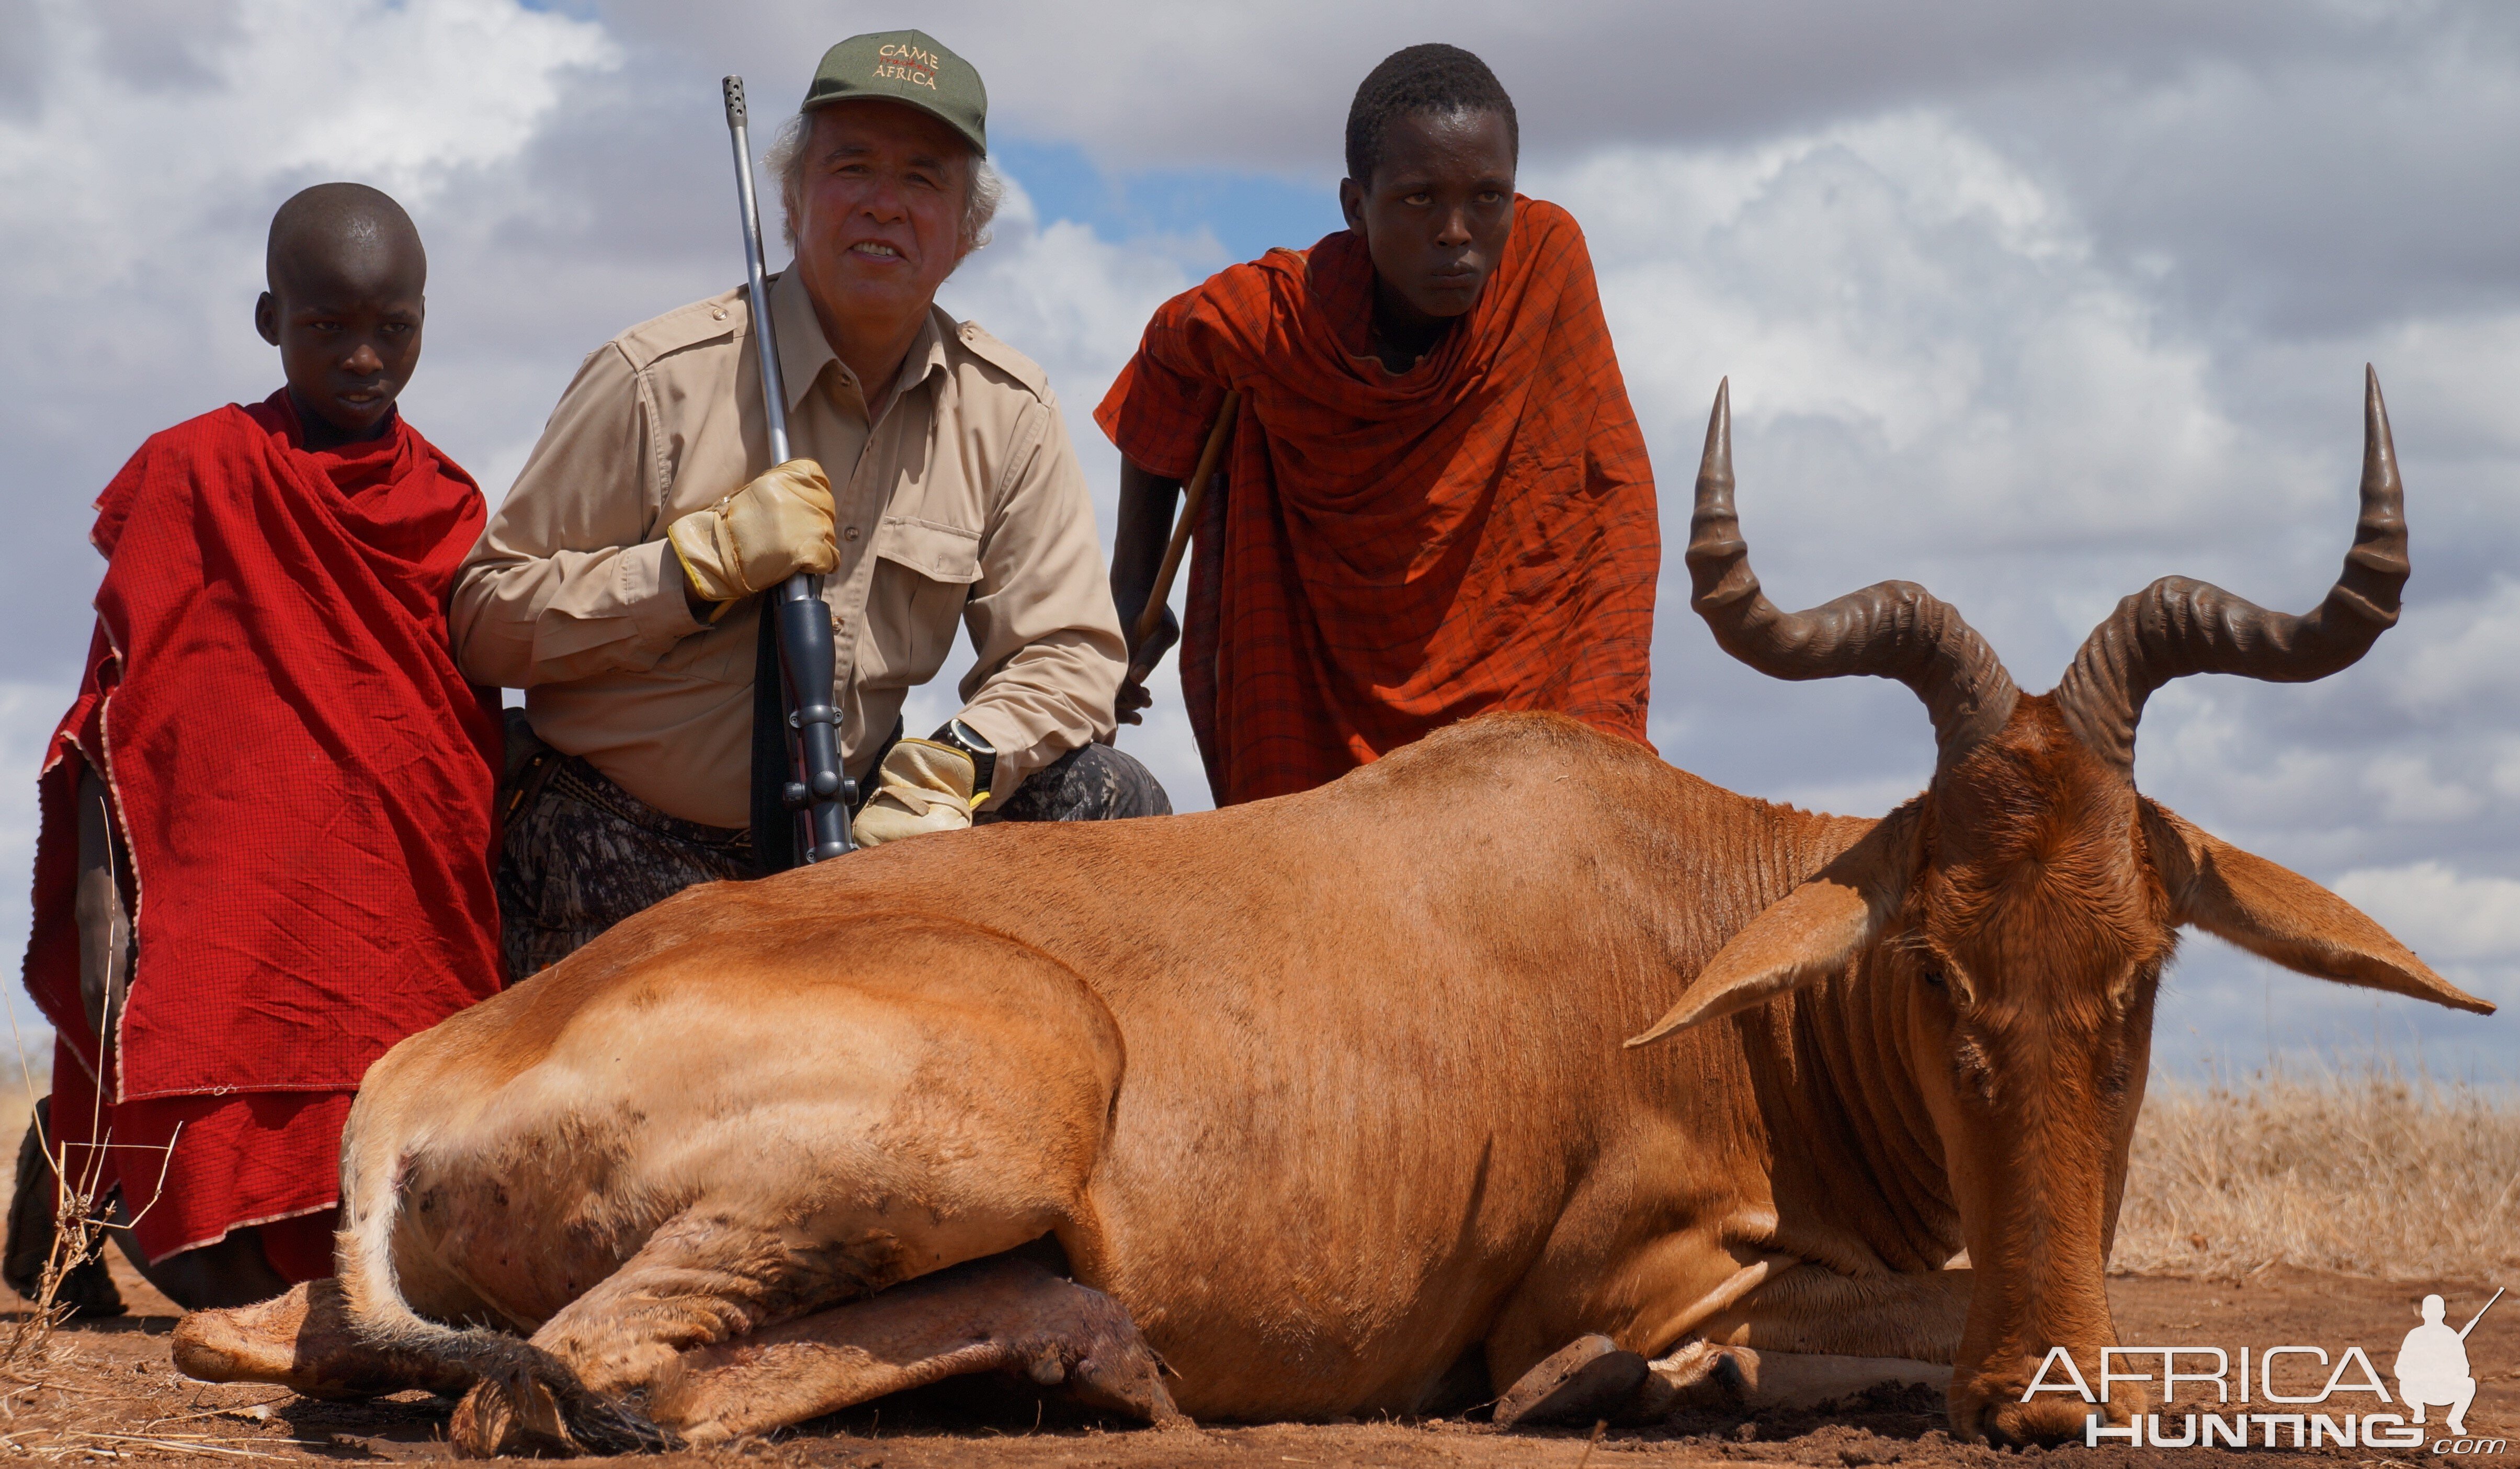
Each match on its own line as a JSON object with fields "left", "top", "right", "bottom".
{"left": 446, "top": 1208, "right": 904, "bottom": 1456}
{"left": 1627, "top": 1265, "right": 1967, "bottom": 1421}
{"left": 1497, "top": 1264, "right": 1972, "bottom": 1429}
{"left": 527, "top": 1210, "right": 901, "bottom": 1393}
{"left": 174, "top": 1280, "right": 477, "bottom": 1400}
{"left": 646, "top": 1254, "right": 1183, "bottom": 1445}
{"left": 1497, "top": 1336, "right": 1953, "bottom": 1429}
{"left": 1638, "top": 1340, "right": 1949, "bottom": 1415}
{"left": 1692, "top": 1263, "right": 1973, "bottom": 1361}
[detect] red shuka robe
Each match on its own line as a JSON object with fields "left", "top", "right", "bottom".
{"left": 1096, "top": 196, "right": 1660, "bottom": 806}
{"left": 22, "top": 391, "right": 502, "bottom": 1271}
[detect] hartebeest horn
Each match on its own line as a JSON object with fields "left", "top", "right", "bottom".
{"left": 1687, "top": 379, "right": 2020, "bottom": 764}
{"left": 2052, "top": 367, "right": 2407, "bottom": 772}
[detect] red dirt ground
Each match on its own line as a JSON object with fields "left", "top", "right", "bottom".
{"left": 0, "top": 1259, "right": 2511, "bottom": 1466}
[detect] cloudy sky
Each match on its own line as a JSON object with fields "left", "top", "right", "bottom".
{"left": 2, "top": 0, "right": 2514, "bottom": 1080}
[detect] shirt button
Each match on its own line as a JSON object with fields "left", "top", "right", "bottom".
{"left": 711, "top": 307, "right": 727, "bottom": 320}
{"left": 844, "top": 526, "right": 861, "bottom": 541}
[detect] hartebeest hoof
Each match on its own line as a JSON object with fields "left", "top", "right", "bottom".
{"left": 1496, "top": 1334, "right": 1650, "bottom": 1428}
{"left": 1634, "top": 1340, "right": 1753, "bottom": 1419}
{"left": 1963, "top": 1382, "right": 2137, "bottom": 1448}
{"left": 173, "top": 1280, "right": 472, "bottom": 1400}
{"left": 648, "top": 1255, "right": 1185, "bottom": 1445}
{"left": 448, "top": 1364, "right": 678, "bottom": 1459}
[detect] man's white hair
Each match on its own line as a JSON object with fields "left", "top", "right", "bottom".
{"left": 763, "top": 109, "right": 1002, "bottom": 256}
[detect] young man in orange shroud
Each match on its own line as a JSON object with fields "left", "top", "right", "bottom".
{"left": 6, "top": 185, "right": 503, "bottom": 1313}
{"left": 1099, "top": 44, "right": 1660, "bottom": 805}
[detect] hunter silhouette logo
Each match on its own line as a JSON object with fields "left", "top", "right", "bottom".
{"left": 2397, "top": 1288, "right": 2499, "bottom": 1437}
{"left": 2020, "top": 1286, "right": 2504, "bottom": 1453}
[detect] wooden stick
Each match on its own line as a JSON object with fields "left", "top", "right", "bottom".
{"left": 1132, "top": 390, "right": 1240, "bottom": 652}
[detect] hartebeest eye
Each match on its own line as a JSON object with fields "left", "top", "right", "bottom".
{"left": 1921, "top": 967, "right": 1946, "bottom": 988}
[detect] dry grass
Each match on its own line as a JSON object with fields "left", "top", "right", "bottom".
{"left": 0, "top": 1043, "right": 183, "bottom": 1366}
{"left": 2114, "top": 1064, "right": 2520, "bottom": 1281}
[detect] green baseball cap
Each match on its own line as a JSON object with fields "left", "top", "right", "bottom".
{"left": 801, "top": 30, "right": 987, "bottom": 155}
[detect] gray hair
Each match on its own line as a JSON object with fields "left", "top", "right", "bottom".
{"left": 764, "top": 110, "right": 1002, "bottom": 257}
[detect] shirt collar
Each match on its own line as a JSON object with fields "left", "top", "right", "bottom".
{"left": 767, "top": 268, "right": 951, "bottom": 417}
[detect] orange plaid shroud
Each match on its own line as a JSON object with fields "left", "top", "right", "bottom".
{"left": 1096, "top": 196, "right": 1659, "bottom": 805}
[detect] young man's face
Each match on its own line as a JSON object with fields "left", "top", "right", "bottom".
{"left": 1340, "top": 108, "right": 1516, "bottom": 331}
{"left": 792, "top": 101, "right": 971, "bottom": 349}
{"left": 254, "top": 251, "right": 424, "bottom": 443}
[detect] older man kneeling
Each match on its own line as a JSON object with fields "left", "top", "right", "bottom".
{"left": 455, "top": 30, "right": 1165, "bottom": 977}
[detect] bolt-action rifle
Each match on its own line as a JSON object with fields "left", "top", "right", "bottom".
{"left": 723, "top": 75, "right": 853, "bottom": 863}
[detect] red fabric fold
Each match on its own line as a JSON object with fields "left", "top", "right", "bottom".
{"left": 21, "top": 391, "right": 501, "bottom": 1263}
{"left": 1096, "top": 197, "right": 1660, "bottom": 805}
{"left": 46, "top": 1044, "right": 348, "bottom": 1272}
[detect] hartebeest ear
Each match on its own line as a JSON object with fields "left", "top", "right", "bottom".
{"left": 1628, "top": 811, "right": 1916, "bottom": 1046}
{"left": 2139, "top": 798, "right": 2494, "bottom": 1015}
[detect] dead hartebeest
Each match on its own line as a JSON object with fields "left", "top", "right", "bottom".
{"left": 173, "top": 370, "right": 2488, "bottom": 1453}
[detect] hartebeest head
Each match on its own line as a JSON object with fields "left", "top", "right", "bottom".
{"left": 1632, "top": 373, "right": 2493, "bottom": 1445}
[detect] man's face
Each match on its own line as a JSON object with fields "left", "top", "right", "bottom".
{"left": 791, "top": 101, "right": 971, "bottom": 345}
{"left": 254, "top": 251, "right": 424, "bottom": 442}
{"left": 1340, "top": 108, "right": 1516, "bottom": 330}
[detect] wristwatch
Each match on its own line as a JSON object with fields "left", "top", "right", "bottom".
{"left": 928, "top": 718, "right": 997, "bottom": 807}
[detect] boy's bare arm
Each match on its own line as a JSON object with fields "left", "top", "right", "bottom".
{"left": 1109, "top": 457, "right": 1184, "bottom": 722}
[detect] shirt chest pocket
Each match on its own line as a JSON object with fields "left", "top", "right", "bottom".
{"left": 866, "top": 516, "right": 984, "bottom": 689}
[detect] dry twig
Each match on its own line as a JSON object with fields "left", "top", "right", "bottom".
{"left": 3, "top": 1009, "right": 180, "bottom": 1366}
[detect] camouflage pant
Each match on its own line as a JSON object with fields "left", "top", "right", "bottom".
{"left": 497, "top": 740, "right": 1170, "bottom": 979}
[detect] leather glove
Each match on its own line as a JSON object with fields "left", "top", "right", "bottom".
{"left": 852, "top": 739, "right": 979, "bottom": 847}
{"left": 667, "top": 459, "right": 838, "bottom": 611}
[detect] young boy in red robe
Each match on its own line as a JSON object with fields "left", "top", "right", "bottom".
{"left": 1101, "top": 44, "right": 1660, "bottom": 806}
{"left": 5, "top": 184, "right": 503, "bottom": 1312}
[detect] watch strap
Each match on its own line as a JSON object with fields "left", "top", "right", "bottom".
{"left": 929, "top": 718, "right": 997, "bottom": 806}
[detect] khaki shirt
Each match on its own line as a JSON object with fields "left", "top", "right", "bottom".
{"left": 451, "top": 269, "right": 1125, "bottom": 828}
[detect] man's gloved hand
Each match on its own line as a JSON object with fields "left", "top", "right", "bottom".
{"left": 852, "top": 739, "right": 980, "bottom": 847}
{"left": 667, "top": 459, "right": 838, "bottom": 612}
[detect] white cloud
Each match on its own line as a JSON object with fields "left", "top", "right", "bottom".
{"left": 0, "top": 0, "right": 614, "bottom": 297}
{"left": 2334, "top": 861, "right": 2520, "bottom": 964}
{"left": 2398, "top": 579, "right": 2520, "bottom": 710}
{"left": 0, "top": 680, "right": 77, "bottom": 1047}
{"left": 2323, "top": 859, "right": 2520, "bottom": 1044}
{"left": 1537, "top": 110, "right": 2285, "bottom": 578}
{"left": 2362, "top": 754, "right": 2484, "bottom": 824}
{"left": 938, "top": 172, "right": 1201, "bottom": 459}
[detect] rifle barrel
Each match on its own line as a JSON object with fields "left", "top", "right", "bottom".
{"left": 722, "top": 77, "right": 791, "bottom": 465}
{"left": 723, "top": 75, "right": 853, "bottom": 861}
{"left": 2460, "top": 1286, "right": 2504, "bottom": 1339}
